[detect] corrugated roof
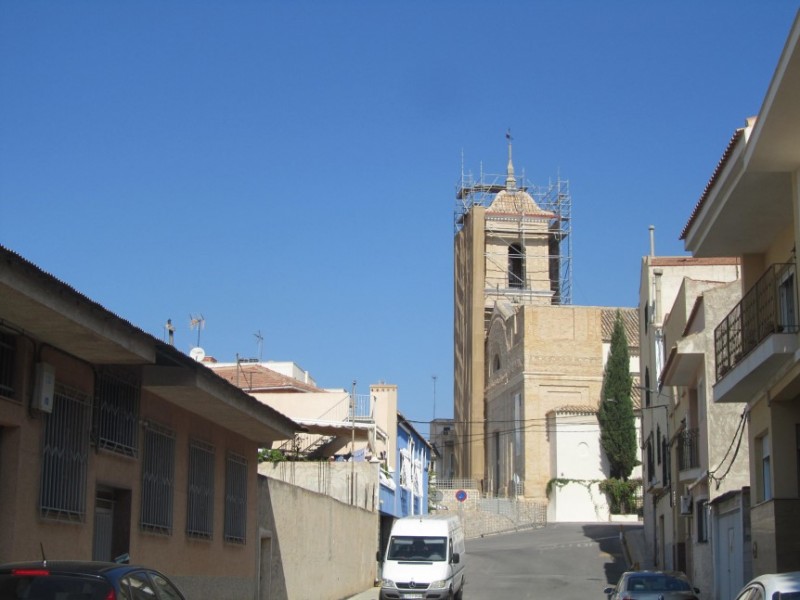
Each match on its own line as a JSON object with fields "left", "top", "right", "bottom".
{"left": 486, "top": 189, "right": 555, "bottom": 218}
{"left": 680, "top": 127, "right": 746, "bottom": 241}
{"left": 601, "top": 307, "right": 639, "bottom": 350}
{"left": 211, "top": 363, "right": 324, "bottom": 393}
{"left": 549, "top": 405, "right": 598, "bottom": 415}
{"left": 648, "top": 256, "right": 740, "bottom": 267}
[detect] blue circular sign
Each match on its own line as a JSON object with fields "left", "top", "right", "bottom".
{"left": 455, "top": 489, "right": 467, "bottom": 502}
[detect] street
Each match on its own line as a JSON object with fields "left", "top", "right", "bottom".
{"left": 461, "top": 523, "right": 628, "bottom": 598}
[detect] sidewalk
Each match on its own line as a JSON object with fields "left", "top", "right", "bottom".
{"left": 344, "top": 584, "right": 379, "bottom": 600}
{"left": 621, "top": 524, "right": 653, "bottom": 570}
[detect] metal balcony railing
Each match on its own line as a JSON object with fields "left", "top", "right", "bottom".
{"left": 676, "top": 428, "right": 700, "bottom": 472}
{"left": 715, "top": 262, "right": 798, "bottom": 381}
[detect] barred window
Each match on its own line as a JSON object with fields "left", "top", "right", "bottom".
{"left": 224, "top": 453, "right": 248, "bottom": 544}
{"left": 0, "top": 332, "right": 15, "bottom": 399}
{"left": 187, "top": 440, "right": 214, "bottom": 539}
{"left": 40, "top": 384, "right": 91, "bottom": 520}
{"left": 140, "top": 424, "right": 175, "bottom": 534}
{"left": 95, "top": 367, "right": 140, "bottom": 457}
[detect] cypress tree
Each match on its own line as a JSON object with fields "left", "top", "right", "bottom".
{"left": 597, "top": 310, "right": 638, "bottom": 480}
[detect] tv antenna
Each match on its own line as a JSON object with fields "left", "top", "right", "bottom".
{"left": 189, "top": 314, "right": 205, "bottom": 345}
{"left": 254, "top": 330, "right": 264, "bottom": 361}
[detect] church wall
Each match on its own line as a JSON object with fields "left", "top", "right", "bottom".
{"left": 519, "top": 305, "right": 607, "bottom": 500}
{"left": 453, "top": 207, "right": 487, "bottom": 483}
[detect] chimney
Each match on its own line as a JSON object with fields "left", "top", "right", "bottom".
{"left": 649, "top": 225, "right": 655, "bottom": 257}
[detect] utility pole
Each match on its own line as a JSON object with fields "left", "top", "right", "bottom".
{"left": 350, "top": 379, "right": 356, "bottom": 505}
{"left": 431, "top": 374, "right": 438, "bottom": 441}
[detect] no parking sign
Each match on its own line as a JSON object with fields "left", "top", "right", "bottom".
{"left": 455, "top": 489, "right": 467, "bottom": 502}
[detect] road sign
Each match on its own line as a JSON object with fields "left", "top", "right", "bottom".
{"left": 455, "top": 489, "right": 467, "bottom": 502}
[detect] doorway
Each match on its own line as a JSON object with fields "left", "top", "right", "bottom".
{"left": 93, "top": 487, "right": 131, "bottom": 562}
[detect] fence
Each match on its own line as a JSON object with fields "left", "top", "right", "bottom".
{"left": 432, "top": 478, "right": 547, "bottom": 538}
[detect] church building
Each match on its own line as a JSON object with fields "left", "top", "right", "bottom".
{"left": 453, "top": 139, "right": 640, "bottom": 505}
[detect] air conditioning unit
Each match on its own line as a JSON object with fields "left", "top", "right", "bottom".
{"left": 32, "top": 362, "right": 55, "bottom": 413}
{"left": 679, "top": 494, "right": 693, "bottom": 516}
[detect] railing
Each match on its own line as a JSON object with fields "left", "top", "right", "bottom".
{"left": 715, "top": 262, "right": 798, "bottom": 381}
{"left": 676, "top": 428, "right": 700, "bottom": 472}
{"left": 350, "top": 393, "right": 373, "bottom": 421}
{"left": 434, "top": 478, "right": 479, "bottom": 491}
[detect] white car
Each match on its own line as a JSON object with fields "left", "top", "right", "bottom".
{"left": 734, "top": 572, "right": 800, "bottom": 599}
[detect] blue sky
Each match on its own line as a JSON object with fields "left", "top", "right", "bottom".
{"left": 1, "top": 2, "right": 798, "bottom": 434}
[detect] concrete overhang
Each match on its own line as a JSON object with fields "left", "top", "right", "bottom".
{"left": 683, "top": 13, "right": 800, "bottom": 258}
{"left": 684, "top": 164, "right": 793, "bottom": 258}
{"left": 745, "top": 13, "right": 800, "bottom": 172}
{"left": 142, "top": 364, "right": 300, "bottom": 445}
{"left": 0, "top": 248, "right": 154, "bottom": 364}
{"left": 713, "top": 333, "right": 797, "bottom": 403}
{"left": 661, "top": 337, "right": 705, "bottom": 387}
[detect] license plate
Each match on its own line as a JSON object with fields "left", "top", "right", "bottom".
{"left": 401, "top": 594, "right": 424, "bottom": 599}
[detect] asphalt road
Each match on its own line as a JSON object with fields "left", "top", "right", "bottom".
{"left": 461, "top": 523, "right": 628, "bottom": 599}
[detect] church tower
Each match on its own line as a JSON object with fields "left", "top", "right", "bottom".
{"left": 453, "top": 137, "right": 572, "bottom": 484}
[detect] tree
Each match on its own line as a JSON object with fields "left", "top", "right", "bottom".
{"left": 597, "top": 310, "right": 638, "bottom": 480}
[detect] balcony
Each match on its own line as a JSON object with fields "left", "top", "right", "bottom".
{"left": 714, "top": 263, "right": 799, "bottom": 403}
{"left": 676, "top": 428, "right": 700, "bottom": 473}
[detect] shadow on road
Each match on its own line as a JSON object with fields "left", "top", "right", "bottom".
{"left": 582, "top": 524, "right": 631, "bottom": 587}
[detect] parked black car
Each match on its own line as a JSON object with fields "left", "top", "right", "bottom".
{"left": 0, "top": 561, "right": 185, "bottom": 600}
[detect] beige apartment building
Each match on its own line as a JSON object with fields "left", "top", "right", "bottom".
{"left": 639, "top": 252, "right": 749, "bottom": 598}
{"left": 453, "top": 143, "right": 638, "bottom": 501}
{"left": 0, "top": 245, "right": 300, "bottom": 599}
{"left": 680, "top": 11, "right": 800, "bottom": 577}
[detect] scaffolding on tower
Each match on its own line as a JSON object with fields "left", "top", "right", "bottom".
{"left": 455, "top": 165, "right": 573, "bottom": 306}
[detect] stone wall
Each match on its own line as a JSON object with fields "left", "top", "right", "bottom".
{"left": 258, "top": 474, "right": 378, "bottom": 600}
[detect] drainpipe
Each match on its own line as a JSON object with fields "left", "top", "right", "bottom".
{"left": 654, "top": 269, "right": 664, "bottom": 324}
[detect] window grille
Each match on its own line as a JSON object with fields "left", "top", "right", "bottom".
{"left": 40, "top": 383, "right": 91, "bottom": 521}
{"left": 224, "top": 452, "right": 248, "bottom": 543}
{"left": 95, "top": 367, "right": 140, "bottom": 457}
{"left": 140, "top": 423, "right": 175, "bottom": 534}
{"left": 187, "top": 439, "right": 215, "bottom": 539}
{"left": 0, "top": 332, "right": 15, "bottom": 399}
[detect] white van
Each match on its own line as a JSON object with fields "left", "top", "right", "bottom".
{"left": 378, "top": 514, "right": 465, "bottom": 600}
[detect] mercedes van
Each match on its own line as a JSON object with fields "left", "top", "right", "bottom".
{"left": 377, "top": 514, "right": 465, "bottom": 600}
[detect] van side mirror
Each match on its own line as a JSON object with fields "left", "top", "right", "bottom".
{"left": 376, "top": 551, "right": 382, "bottom": 562}
{"left": 451, "top": 553, "right": 460, "bottom": 564}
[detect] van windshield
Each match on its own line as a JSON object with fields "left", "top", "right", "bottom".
{"left": 387, "top": 536, "right": 447, "bottom": 562}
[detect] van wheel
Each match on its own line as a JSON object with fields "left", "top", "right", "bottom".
{"left": 454, "top": 587, "right": 463, "bottom": 600}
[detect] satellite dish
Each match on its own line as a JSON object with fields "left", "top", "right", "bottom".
{"left": 190, "top": 347, "right": 206, "bottom": 362}
{"left": 431, "top": 489, "right": 444, "bottom": 502}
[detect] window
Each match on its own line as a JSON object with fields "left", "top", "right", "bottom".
{"left": 224, "top": 452, "right": 248, "bottom": 544}
{"left": 140, "top": 423, "right": 175, "bottom": 534}
{"left": 646, "top": 437, "right": 655, "bottom": 483}
{"left": 40, "top": 384, "right": 91, "bottom": 520}
{"left": 508, "top": 243, "right": 525, "bottom": 289}
{"left": 656, "top": 426, "right": 662, "bottom": 464}
{"left": 514, "top": 393, "right": 522, "bottom": 458}
{"left": 760, "top": 434, "right": 772, "bottom": 502}
{"left": 95, "top": 367, "right": 140, "bottom": 457}
{"left": 0, "top": 332, "right": 15, "bottom": 399}
{"left": 696, "top": 498, "right": 708, "bottom": 542}
{"left": 645, "top": 369, "right": 651, "bottom": 408}
{"left": 778, "top": 266, "right": 796, "bottom": 330}
{"left": 796, "top": 424, "right": 800, "bottom": 496}
{"left": 187, "top": 440, "right": 215, "bottom": 539}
